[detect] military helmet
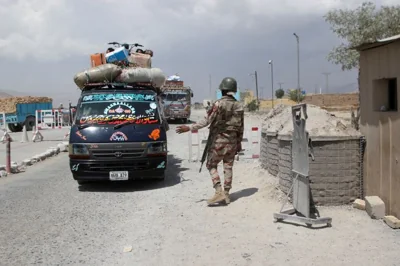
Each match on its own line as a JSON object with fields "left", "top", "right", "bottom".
{"left": 219, "top": 77, "right": 237, "bottom": 93}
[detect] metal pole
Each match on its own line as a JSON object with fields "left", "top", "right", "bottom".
{"left": 322, "top": 72, "right": 331, "bottom": 93}
{"left": 255, "top": 71, "right": 259, "bottom": 110}
{"left": 293, "top": 33, "right": 300, "bottom": 103}
{"left": 278, "top": 82, "right": 284, "bottom": 90}
{"left": 269, "top": 60, "right": 274, "bottom": 109}
{"left": 6, "top": 135, "right": 11, "bottom": 173}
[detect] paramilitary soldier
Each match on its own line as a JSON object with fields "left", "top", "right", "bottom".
{"left": 176, "top": 77, "right": 244, "bottom": 205}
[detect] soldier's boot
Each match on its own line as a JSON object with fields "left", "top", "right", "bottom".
{"left": 207, "top": 183, "right": 226, "bottom": 205}
{"left": 224, "top": 189, "right": 231, "bottom": 204}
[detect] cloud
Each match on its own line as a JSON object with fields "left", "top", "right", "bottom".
{"left": 0, "top": 0, "right": 389, "bottom": 61}
{"left": 0, "top": 0, "right": 398, "bottom": 105}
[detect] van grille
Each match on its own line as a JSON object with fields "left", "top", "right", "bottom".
{"left": 91, "top": 148, "right": 145, "bottom": 159}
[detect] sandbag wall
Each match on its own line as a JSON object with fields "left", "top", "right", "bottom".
{"left": 260, "top": 128, "right": 364, "bottom": 206}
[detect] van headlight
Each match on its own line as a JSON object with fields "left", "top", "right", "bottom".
{"left": 147, "top": 142, "right": 167, "bottom": 156}
{"left": 69, "top": 144, "right": 90, "bottom": 158}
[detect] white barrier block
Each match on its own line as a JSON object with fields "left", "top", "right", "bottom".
{"left": 188, "top": 129, "right": 201, "bottom": 162}
{"left": 251, "top": 127, "right": 260, "bottom": 159}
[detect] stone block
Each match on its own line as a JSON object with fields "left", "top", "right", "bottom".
{"left": 353, "top": 199, "right": 365, "bottom": 210}
{"left": 365, "top": 196, "right": 386, "bottom": 219}
{"left": 22, "top": 159, "right": 32, "bottom": 166}
{"left": 383, "top": 216, "right": 400, "bottom": 229}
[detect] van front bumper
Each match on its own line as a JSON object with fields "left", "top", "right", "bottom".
{"left": 69, "top": 156, "right": 167, "bottom": 181}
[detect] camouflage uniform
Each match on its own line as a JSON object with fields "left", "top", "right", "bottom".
{"left": 190, "top": 81, "right": 244, "bottom": 205}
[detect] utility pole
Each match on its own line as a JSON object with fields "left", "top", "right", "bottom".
{"left": 255, "top": 71, "right": 259, "bottom": 110}
{"left": 278, "top": 82, "right": 284, "bottom": 90}
{"left": 249, "top": 71, "right": 259, "bottom": 110}
{"left": 293, "top": 33, "right": 300, "bottom": 103}
{"left": 322, "top": 72, "right": 331, "bottom": 93}
{"left": 269, "top": 60, "right": 274, "bottom": 109}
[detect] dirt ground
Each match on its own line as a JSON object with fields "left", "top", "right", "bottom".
{"left": 181, "top": 109, "right": 400, "bottom": 266}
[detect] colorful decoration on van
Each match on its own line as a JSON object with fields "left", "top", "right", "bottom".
{"left": 148, "top": 128, "right": 161, "bottom": 140}
{"left": 79, "top": 114, "right": 158, "bottom": 125}
{"left": 75, "top": 131, "right": 87, "bottom": 140}
{"left": 104, "top": 102, "right": 135, "bottom": 115}
{"left": 110, "top": 131, "right": 128, "bottom": 141}
{"left": 82, "top": 93, "right": 155, "bottom": 102}
{"left": 157, "top": 161, "right": 165, "bottom": 169}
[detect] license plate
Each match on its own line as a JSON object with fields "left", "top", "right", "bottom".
{"left": 109, "top": 171, "right": 129, "bottom": 181}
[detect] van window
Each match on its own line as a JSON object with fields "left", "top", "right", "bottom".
{"left": 164, "top": 91, "right": 190, "bottom": 101}
{"left": 75, "top": 92, "right": 160, "bottom": 125}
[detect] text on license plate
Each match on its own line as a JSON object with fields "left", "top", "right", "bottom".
{"left": 109, "top": 171, "right": 129, "bottom": 181}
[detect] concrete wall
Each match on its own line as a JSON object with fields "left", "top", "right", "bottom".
{"left": 260, "top": 130, "right": 362, "bottom": 205}
{"left": 254, "top": 93, "right": 359, "bottom": 111}
{"left": 359, "top": 40, "right": 400, "bottom": 217}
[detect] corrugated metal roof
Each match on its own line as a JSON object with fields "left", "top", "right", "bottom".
{"left": 352, "top": 33, "right": 400, "bottom": 51}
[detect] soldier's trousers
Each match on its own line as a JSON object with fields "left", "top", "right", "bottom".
{"left": 206, "top": 141, "right": 237, "bottom": 190}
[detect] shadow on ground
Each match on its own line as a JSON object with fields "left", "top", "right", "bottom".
{"left": 230, "top": 187, "right": 259, "bottom": 202}
{"left": 78, "top": 155, "right": 189, "bottom": 193}
{"left": 199, "top": 187, "right": 259, "bottom": 206}
{"left": 166, "top": 119, "right": 194, "bottom": 125}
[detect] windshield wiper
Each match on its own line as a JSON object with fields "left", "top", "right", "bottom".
{"left": 77, "top": 124, "right": 91, "bottom": 130}
{"left": 114, "top": 121, "right": 135, "bottom": 130}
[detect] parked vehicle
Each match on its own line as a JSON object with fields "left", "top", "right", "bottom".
{"left": 68, "top": 83, "right": 169, "bottom": 185}
{"left": 0, "top": 98, "right": 53, "bottom": 132}
{"left": 161, "top": 80, "right": 193, "bottom": 123}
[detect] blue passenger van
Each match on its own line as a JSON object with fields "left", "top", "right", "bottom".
{"left": 68, "top": 83, "right": 168, "bottom": 185}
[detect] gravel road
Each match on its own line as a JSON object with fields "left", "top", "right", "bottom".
{"left": 0, "top": 110, "right": 399, "bottom": 266}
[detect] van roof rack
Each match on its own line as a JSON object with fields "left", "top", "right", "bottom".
{"left": 80, "top": 82, "right": 162, "bottom": 94}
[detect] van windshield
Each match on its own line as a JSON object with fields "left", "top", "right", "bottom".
{"left": 165, "top": 93, "right": 190, "bottom": 101}
{"left": 75, "top": 92, "right": 160, "bottom": 125}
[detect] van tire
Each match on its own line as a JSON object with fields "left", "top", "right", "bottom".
{"left": 8, "top": 123, "right": 23, "bottom": 132}
{"left": 77, "top": 180, "right": 90, "bottom": 185}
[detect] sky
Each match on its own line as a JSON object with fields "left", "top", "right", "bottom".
{"left": 0, "top": 0, "right": 397, "bottom": 105}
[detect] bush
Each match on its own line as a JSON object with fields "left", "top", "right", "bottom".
{"left": 275, "top": 89, "right": 285, "bottom": 99}
{"left": 246, "top": 99, "right": 259, "bottom": 112}
{"left": 287, "top": 89, "right": 305, "bottom": 102}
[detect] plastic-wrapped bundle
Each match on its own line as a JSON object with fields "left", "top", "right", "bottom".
{"left": 74, "top": 64, "right": 122, "bottom": 89}
{"left": 116, "top": 67, "right": 166, "bottom": 88}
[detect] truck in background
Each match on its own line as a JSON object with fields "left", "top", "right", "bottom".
{"left": 161, "top": 80, "right": 193, "bottom": 124}
{"left": 0, "top": 97, "right": 53, "bottom": 132}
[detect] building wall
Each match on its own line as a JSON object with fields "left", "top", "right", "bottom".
{"left": 359, "top": 40, "right": 400, "bottom": 217}
{"left": 303, "top": 93, "right": 359, "bottom": 111}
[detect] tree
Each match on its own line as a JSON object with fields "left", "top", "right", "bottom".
{"left": 324, "top": 2, "right": 400, "bottom": 71}
{"left": 287, "top": 89, "right": 305, "bottom": 102}
{"left": 246, "top": 99, "right": 259, "bottom": 112}
{"left": 275, "top": 89, "right": 285, "bottom": 99}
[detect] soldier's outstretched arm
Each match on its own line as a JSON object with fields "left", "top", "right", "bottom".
{"left": 190, "top": 101, "right": 219, "bottom": 131}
